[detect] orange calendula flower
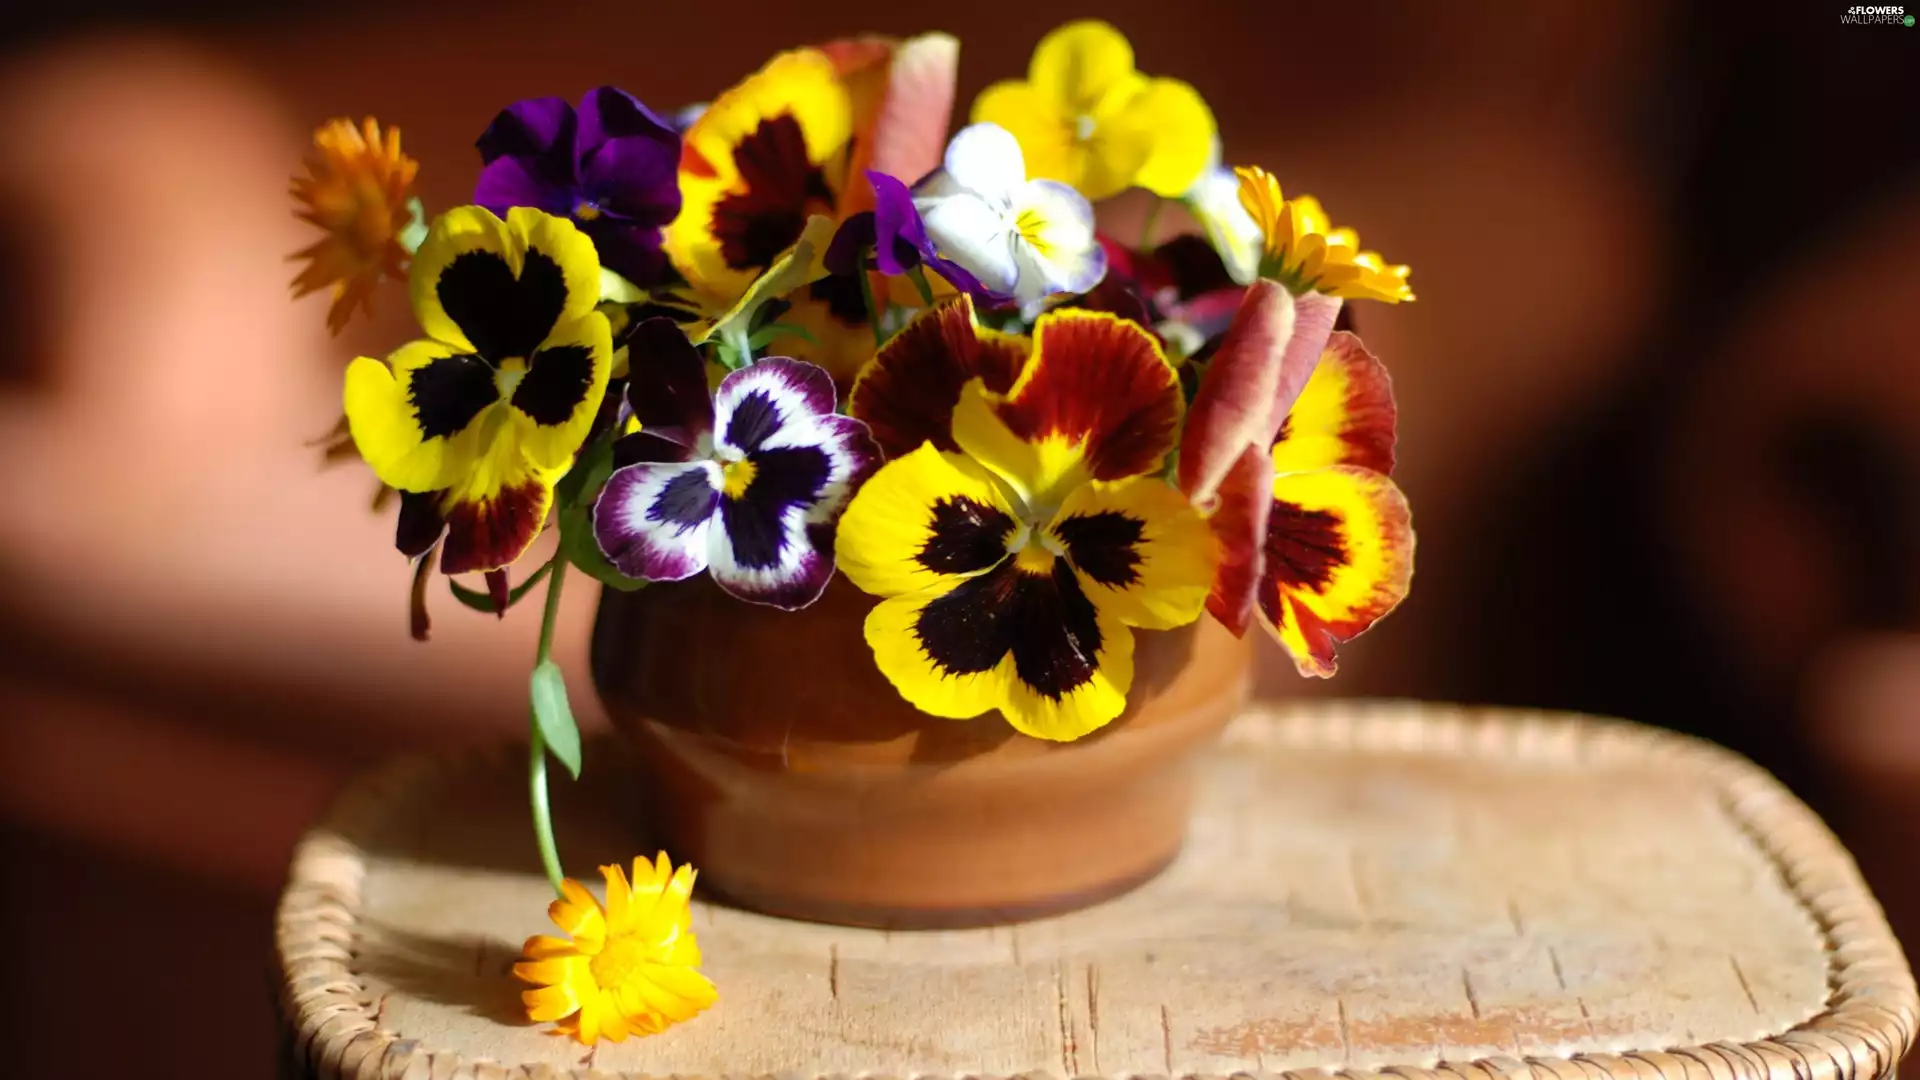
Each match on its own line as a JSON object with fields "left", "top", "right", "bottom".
{"left": 514, "top": 855, "right": 717, "bottom": 1044}
{"left": 1234, "top": 165, "right": 1414, "bottom": 304}
{"left": 289, "top": 117, "right": 419, "bottom": 333}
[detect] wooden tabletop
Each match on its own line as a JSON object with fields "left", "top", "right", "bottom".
{"left": 276, "top": 702, "right": 1917, "bottom": 1080}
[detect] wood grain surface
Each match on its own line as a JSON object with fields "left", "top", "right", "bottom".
{"left": 276, "top": 702, "right": 1917, "bottom": 1080}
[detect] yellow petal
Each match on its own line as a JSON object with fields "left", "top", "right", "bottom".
{"left": 343, "top": 341, "right": 494, "bottom": 493}
{"left": 1258, "top": 465, "right": 1414, "bottom": 677}
{"left": 1270, "top": 331, "right": 1398, "bottom": 477}
{"left": 507, "top": 312, "right": 611, "bottom": 472}
{"left": 667, "top": 48, "right": 851, "bottom": 301}
{"left": 863, "top": 585, "right": 1015, "bottom": 719}
{"left": 520, "top": 934, "right": 578, "bottom": 961}
{"left": 970, "top": 80, "right": 1082, "bottom": 191}
{"left": 549, "top": 878, "right": 607, "bottom": 950}
{"left": 513, "top": 955, "right": 588, "bottom": 989}
{"left": 997, "top": 592, "right": 1134, "bottom": 741}
{"left": 835, "top": 444, "right": 1020, "bottom": 598}
{"left": 408, "top": 206, "right": 514, "bottom": 352}
{"left": 1050, "top": 476, "right": 1218, "bottom": 630}
{"left": 600, "top": 863, "right": 632, "bottom": 929}
{"left": 1028, "top": 20, "right": 1139, "bottom": 116}
{"left": 522, "top": 984, "right": 580, "bottom": 1023}
{"left": 1100, "top": 77, "right": 1216, "bottom": 198}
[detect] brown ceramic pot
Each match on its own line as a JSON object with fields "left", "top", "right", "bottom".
{"left": 590, "top": 573, "right": 1253, "bottom": 928}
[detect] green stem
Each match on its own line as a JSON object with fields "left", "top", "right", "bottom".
{"left": 1139, "top": 197, "right": 1164, "bottom": 251}
{"left": 907, "top": 265, "right": 936, "bottom": 307}
{"left": 857, "top": 257, "right": 885, "bottom": 346}
{"left": 528, "top": 554, "right": 570, "bottom": 896}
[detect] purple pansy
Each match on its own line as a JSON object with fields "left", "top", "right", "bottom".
{"left": 475, "top": 87, "right": 681, "bottom": 287}
{"left": 594, "top": 319, "right": 880, "bottom": 610}
{"left": 825, "top": 171, "right": 1013, "bottom": 307}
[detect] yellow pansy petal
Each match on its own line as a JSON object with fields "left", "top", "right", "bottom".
{"left": 432, "top": 424, "right": 562, "bottom": 574}
{"left": 996, "top": 585, "right": 1134, "bottom": 742}
{"left": 509, "top": 312, "right": 612, "bottom": 471}
{"left": 507, "top": 206, "right": 603, "bottom": 333}
{"left": 1271, "top": 330, "right": 1398, "bottom": 476}
{"left": 864, "top": 586, "right": 1016, "bottom": 719}
{"left": 668, "top": 48, "right": 851, "bottom": 301}
{"left": 970, "top": 79, "right": 1081, "bottom": 190}
{"left": 343, "top": 340, "right": 495, "bottom": 493}
{"left": 836, "top": 444, "right": 1019, "bottom": 598}
{"left": 952, "top": 309, "right": 1181, "bottom": 509}
{"left": 408, "top": 206, "right": 514, "bottom": 352}
{"left": 1050, "top": 475, "right": 1218, "bottom": 631}
{"left": 1028, "top": 19, "right": 1138, "bottom": 116}
{"left": 1257, "top": 465, "right": 1414, "bottom": 677}
{"left": 1102, "top": 77, "right": 1215, "bottom": 197}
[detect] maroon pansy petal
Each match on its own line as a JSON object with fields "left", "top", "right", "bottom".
{"left": 623, "top": 317, "right": 714, "bottom": 441}
{"left": 847, "top": 296, "right": 1028, "bottom": 458}
{"left": 396, "top": 489, "right": 448, "bottom": 559}
{"left": 996, "top": 309, "right": 1183, "bottom": 483}
{"left": 438, "top": 475, "right": 554, "bottom": 575}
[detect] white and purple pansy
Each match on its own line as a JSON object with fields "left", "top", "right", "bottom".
{"left": 824, "top": 171, "right": 1014, "bottom": 307}
{"left": 911, "top": 122, "right": 1106, "bottom": 315}
{"left": 593, "top": 319, "right": 880, "bottom": 610}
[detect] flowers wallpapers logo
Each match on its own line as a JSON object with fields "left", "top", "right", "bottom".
{"left": 287, "top": 18, "right": 1417, "bottom": 1044}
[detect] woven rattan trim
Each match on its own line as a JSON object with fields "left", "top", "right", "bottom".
{"left": 275, "top": 701, "right": 1919, "bottom": 1080}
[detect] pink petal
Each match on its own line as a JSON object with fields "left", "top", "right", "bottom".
{"left": 1202, "top": 443, "right": 1274, "bottom": 637}
{"left": 1177, "top": 282, "right": 1342, "bottom": 507}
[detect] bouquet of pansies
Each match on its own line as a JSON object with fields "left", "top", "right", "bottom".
{"left": 290, "top": 20, "right": 1414, "bottom": 1043}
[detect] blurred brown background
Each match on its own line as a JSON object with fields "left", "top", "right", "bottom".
{"left": 2, "top": 1, "right": 1917, "bottom": 1074}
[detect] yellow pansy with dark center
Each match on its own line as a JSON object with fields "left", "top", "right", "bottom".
{"left": 837, "top": 302, "right": 1218, "bottom": 740}
{"left": 344, "top": 206, "right": 611, "bottom": 574}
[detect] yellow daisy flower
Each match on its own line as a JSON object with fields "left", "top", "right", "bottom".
{"left": 1234, "top": 165, "right": 1414, "bottom": 303}
{"left": 514, "top": 855, "right": 717, "bottom": 1044}
{"left": 289, "top": 117, "right": 418, "bottom": 334}
{"left": 972, "top": 19, "right": 1215, "bottom": 201}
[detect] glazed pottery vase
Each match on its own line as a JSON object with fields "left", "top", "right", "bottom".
{"left": 590, "top": 574, "right": 1253, "bottom": 928}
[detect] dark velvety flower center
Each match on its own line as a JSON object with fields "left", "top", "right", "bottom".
{"left": 913, "top": 558, "right": 1105, "bottom": 700}
{"left": 1053, "top": 510, "right": 1145, "bottom": 587}
{"left": 1265, "top": 501, "right": 1346, "bottom": 591}
{"left": 651, "top": 469, "right": 719, "bottom": 530}
{"left": 809, "top": 272, "right": 870, "bottom": 326}
{"left": 513, "top": 345, "right": 597, "bottom": 426}
{"left": 409, "top": 353, "right": 499, "bottom": 439}
{"left": 719, "top": 446, "right": 832, "bottom": 569}
{"left": 712, "top": 114, "right": 835, "bottom": 271}
{"left": 437, "top": 248, "right": 570, "bottom": 362}
{"left": 916, "top": 496, "right": 1015, "bottom": 575}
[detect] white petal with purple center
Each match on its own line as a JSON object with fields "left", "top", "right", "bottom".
{"left": 593, "top": 458, "right": 721, "bottom": 582}
{"left": 701, "top": 360, "right": 880, "bottom": 610}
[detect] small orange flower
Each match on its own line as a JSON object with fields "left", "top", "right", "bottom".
{"left": 514, "top": 855, "right": 717, "bottom": 1044}
{"left": 289, "top": 117, "right": 418, "bottom": 333}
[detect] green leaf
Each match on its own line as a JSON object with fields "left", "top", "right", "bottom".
{"left": 530, "top": 659, "right": 582, "bottom": 779}
{"left": 748, "top": 321, "right": 819, "bottom": 350}
{"left": 447, "top": 561, "right": 553, "bottom": 614}
{"left": 555, "top": 436, "right": 647, "bottom": 592}
{"left": 907, "top": 265, "right": 936, "bottom": 306}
